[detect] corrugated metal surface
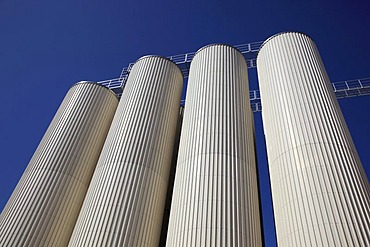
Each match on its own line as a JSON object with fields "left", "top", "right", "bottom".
{"left": 68, "top": 56, "right": 183, "bottom": 247}
{"left": 0, "top": 82, "right": 119, "bottom": 247}
{"left": 257, "top": 32, "right": 370, "bottom": 246}
{"left": 159, "top": 107, "right": 184, "bottom": 247}
{"left": 166, "top": 45, "right": 263, "bottom": 246}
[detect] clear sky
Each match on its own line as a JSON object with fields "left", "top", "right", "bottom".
{"left": 0, "top": 1, "right": 369, "bottom": 246}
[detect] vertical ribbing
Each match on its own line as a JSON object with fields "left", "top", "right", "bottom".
{"left": 68, "top": 56, "right": 183, "bottom": 247}
{"left": 257, "top": 32, "right": 370, "bottom": 246}
{"left": 159, "top": 107, "right": 184, "bottom": 247}
{"left": 166, "top": 45, "right": 263, "bottom": 246}
{"left": 0, "top": 82, "right": 119, "bottom": 247}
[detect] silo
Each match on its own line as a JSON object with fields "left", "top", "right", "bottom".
{"left": 257, "top": 32, "right": 370, "bottom": 246}
{"left": 166, "top": 44, "right": 263, "bottom": 246}
{"left": 159, "top": 106, "right": 184, "bottom": 246}
{"left": 0, "top": 82, "right": 119, "bottom": 246}
{"left": 68, "top": 56, "right": 183, "bottom": 247}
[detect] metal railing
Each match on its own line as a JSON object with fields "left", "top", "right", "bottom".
{"left": 97, "top": 41, "right": 370, "bottom": 112}
{"left": 248, "top": 78, "right": 370, "bottom": 112}
{"left": 118, "top": 41, "right": 263, "bottom": 81}
{"left": 97, "top": 77, "right": 125, "bottom": 96}
{"left": 332, "top": 78, "right": 370, "bottom": 99}
{"left": 98, "top": 77, "right": 370, "bottom": 112}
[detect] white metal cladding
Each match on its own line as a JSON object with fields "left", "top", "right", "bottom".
{"left": 159, "top": 106, "right": 185, "bottom": 246}
{"left": 257, "top": 32, "right": 370, "bottom": 246}
{"left": 68, "top": 56, "right": 183, "bottom": 247}
{"left": 166, "top": 45, "right": 263, "bottom": 246}
{"left": 0, "top": 82, "right": 119, "bottom": 247}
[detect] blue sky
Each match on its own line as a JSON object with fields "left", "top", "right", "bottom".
{"left": 0, "top": 1, "right": 369, "bottom": 246}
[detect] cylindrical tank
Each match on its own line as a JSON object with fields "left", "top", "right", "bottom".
{"left": 159, "top": 106, "right": 184, "bottom": 246}
{"left": 166, "top": 44, "right": 263, "bottom": 246}
{"left": 257, "top": 32, "right": 370, "bottom": 246}
{"left": 68, "top": 56, "right": 183, "bottom": 247}
{"left": 0, "top": 82, "right": 119, "bottom": 246}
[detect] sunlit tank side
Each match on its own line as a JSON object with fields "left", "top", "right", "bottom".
{"left": 166, "top": 44, "right": 263, "bottom": 246}
{"left": 68, "top": 56, "right": 183, "bottom": 247}
{"left": 0, "top": 82, "right": 119, "bottom": 247}
{"left": 257, "top": 32, "right": 370, "bottom": 246}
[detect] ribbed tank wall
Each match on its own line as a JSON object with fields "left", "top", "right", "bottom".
{"left": 159, "top": 107, "right": 184, "bottom": 247}
{"left": 0, "top": 82, "right": 119, "bottom": 247}
{"left": 68, "top": 56, "right": 183, "bottom": 247}
{"left": 166, "top": 45, "right": 263, "bottom": 246}
{"left": 257, "top": 32, "right": 370, "bottom": 246}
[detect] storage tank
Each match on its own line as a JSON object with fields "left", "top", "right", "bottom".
{"left": 166, "top": 44, "right": 263, "bottom": 246}
{"left": 257, "top": 32, "right": 370, "bottom": 246}
{"left": 159, "top": 106, "right": 184, "bottom": 247}
{"left": 0, "top": 82, "right": 119, "bottom": 246}
{"left": 68, "top": 56, "right": 183, "bottom": 247}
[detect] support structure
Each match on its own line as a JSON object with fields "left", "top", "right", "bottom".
{"left": 257, "top": 32, "right": 370, "bottom": 246}
{"left": 166, "top": 44, "right": 263, "bottom": 246}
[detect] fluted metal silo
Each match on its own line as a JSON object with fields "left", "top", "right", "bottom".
{"left": 166, "top": 44, "right": 263, "bottom": 246}
{"left": 68, "top": 56, "right": 183, "bottom": 247}
{"left": 257, "top": 32, "right": 370, "bottom": 246}
{"left": 159, "top": 106, "right": 184, "bottom": 247}
{"left": 0, "top": 82, "right": 119, "bottom": 247}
